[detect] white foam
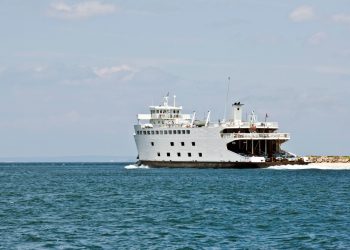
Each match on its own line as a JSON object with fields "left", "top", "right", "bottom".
{"left": 124, "top": 164, "right": 149, "bottom": 169}
{"left": 268, "top": 163, "right": 350, "bottom": 170}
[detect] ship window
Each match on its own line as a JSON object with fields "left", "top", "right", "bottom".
{"left": 169, "top": 130, "right": 172, "bottom": 134}
{"left": 188, "top": 152, "right": 192, "bottom": 157}
{"left": 181, "top": 142, "right": 185, "bottom": 146}
{"left": 177, "top": 130, "right": 181, "bottom": 134}
{"left": 199, "top": 153, "right": 202, "bottom": 157}
{"left": 182, "top": 130, "right": 185, "bottom": 134}
{"left": 143, "top": 131, "right": 146, "bottom": 135}
{"left": 186, "top": 130, "right": 190, "bottom": 134}
{"left": 157, "top": 152, "right": 160, "bottom": 156}
{"left": 164, "top": 130, "right": 168, "bottom": 134}
{"left": 156, "top": 110, "right": 159, "bottom": 113}
{"left": 167, "top": 152, "right": 170, "bottom": 157}
{"left": 170, "top": 142, "right": 174, "bottom": 146}
{"left": 151, "top": 131, "right": 154, "bottom": 135}
{"left": 156, "top": 131, "right": 159, "bottom": 135}
{"left": 192, "top": 142, "right": 196, "bottom": 146}
{"left": 173, "top": 130, "right": 176, "bottom": 134}
{"left": 147, "top": 131, "right": 150, "bottom": 135}
{"left": 151, "top": 142, "right": 154, "bottom": 146}
{"left": 160, "top": 130, "right": 163, "bottom": 135}
{"left": 177, "top": 152, "right": 181, "bottom": 157}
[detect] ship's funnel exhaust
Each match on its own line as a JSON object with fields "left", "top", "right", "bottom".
{"left": 232, "top": 102, "right": 244, "bottom": 124}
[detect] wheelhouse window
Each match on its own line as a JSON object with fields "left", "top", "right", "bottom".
{"left": 173, "top": 130, "right": 177, "bottom": 134}
{"left": 151, "top": 131, "right": 154, "bottom": 135}
{"left": 186, "top": 130, "right": 190, "bottom": 134}
{"left": 160, "top": 130, "right": 164, "bottom": 135}
{"left": 182, "top": 130, "right": 185, "bottom": 134}
{"left": 156, "top": 131, "right": 159, "bottom": 135}
{"left": 143, "top": 131, "right": 146, "bottom": 135}
{"left": 164, "top": 130, "right": 168, "bottom": 134}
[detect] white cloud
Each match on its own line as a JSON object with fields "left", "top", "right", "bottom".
{"left": 332, "top": 13, "right": 350, "bottom": 24}
{"left": 308, "top": 32, "right": 327, "bottom": 45}
{"left": 48, "top": 1, "right": 117, "bottom": 19}
{"left": 93, "top": 65, "right": 134, "bottom": 78}
{"left": 289, "top": 6, "right": 315, "bottom": 22}
{"left": 314, "top": 66, "right": 350, "bottom": 76}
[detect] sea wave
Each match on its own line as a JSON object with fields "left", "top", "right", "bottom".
{"left": 124, "top": 164, "right": 149, "bottom": 169}
{"left": 268, "top": 163, "right": 350, "bottom": 170}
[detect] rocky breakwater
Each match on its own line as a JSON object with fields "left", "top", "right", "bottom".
{"left": 308, "top": 156, "right": 350, "bottom": 163}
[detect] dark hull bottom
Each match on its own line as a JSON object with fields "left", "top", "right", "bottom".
{"left": 138, "top": 160, "right": 308, "bottom": 169}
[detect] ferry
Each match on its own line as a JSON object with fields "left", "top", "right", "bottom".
{"left": 133, "top": 94, "right": 307, "bottom": 168}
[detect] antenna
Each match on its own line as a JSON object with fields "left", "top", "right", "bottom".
{"left": 205, "top": 111, "right": 211, "bottom": 127}
{"left": 223, "top": 76, "right": 230, "bottom": 122}
{"left": 191, "top": 111, "right": 196, "bottom": 127}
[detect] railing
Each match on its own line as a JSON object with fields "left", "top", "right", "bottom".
{"left": 221, "top": 132, "right": 290, "bottom": 140}
{"left": 138, "top": 114, "right": 191, "bottom": 120}
{"left": 237, "top": 121, "right": 279, "bottom": 128}
{"left": 161, "top": 114, "right": 191, "bottom": 119}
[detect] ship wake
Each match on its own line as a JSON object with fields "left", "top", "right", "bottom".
{"left": 124, "top": 164, "right": 149, "bottom": 169}
{"left": 268, "top": 163, "right": 350, "bottom": 170}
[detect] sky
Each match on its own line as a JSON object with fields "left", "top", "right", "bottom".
{"left": 0, "top": 0, "right": 349, "bottom": 161}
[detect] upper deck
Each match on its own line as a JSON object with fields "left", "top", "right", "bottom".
{"left": 136, "top": 94, "right": 280, "bottom": 132}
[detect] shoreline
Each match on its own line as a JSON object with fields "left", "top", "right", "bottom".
{"left": 307, "top": 156, "right": 350, "bottom": 164}
{"left": 309, "top": 162, "right": 350, "bottom": 167}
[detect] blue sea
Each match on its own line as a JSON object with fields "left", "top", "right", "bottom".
{"left": 1, "top": 163, "right": 349, "bottom": 249}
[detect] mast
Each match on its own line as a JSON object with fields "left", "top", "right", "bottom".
{"left": 223, "top": 76, "right": 230, "bottom": 122}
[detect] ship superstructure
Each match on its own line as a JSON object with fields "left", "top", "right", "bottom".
{"left": 133, "top": 95, "right": 304, "bottom": 168}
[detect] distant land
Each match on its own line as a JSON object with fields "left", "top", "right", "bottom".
{"left": 0, "top": 155, "right": 135, "bottom": 163}
{"left": 308, "top": 156, "right": 350, "bottom": 163}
